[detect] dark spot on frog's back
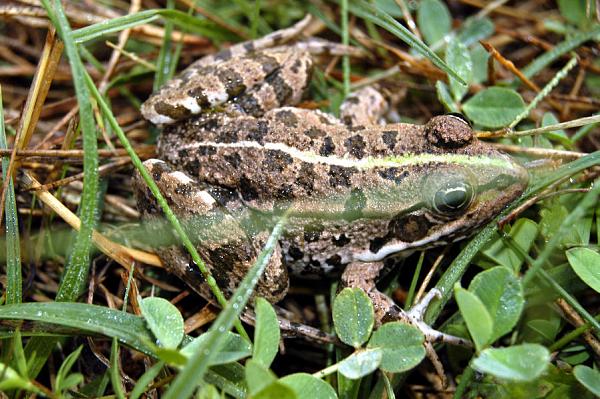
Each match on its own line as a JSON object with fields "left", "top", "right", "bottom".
{"left": 239, "top": 176, "right": 259, "bottom": 201}
{"left": 304, "top": 127, "right": 327, "bottom": 139}
{"left": 237, "top": 94, "right": 263, "bottom": 116}
{"left": 382, "top": 130, "right": 397, "bottom": 151}
{"left": 378, "top": 167, "right": 409, "bottom": 184}
{"left": 154, "top": 101, "right": 192, "bottom": 120}
{"left": 328, "top": 165, "right": 355, "bottom": 187}
{"left": 344, "top": 135, "right": 367, "bottom": 159}
{"left": 274, "top": 109, "right": 299, "bottom": 127}
{"left": 251, "top": 53, "right": 280, "bottom": 75}
{"left": 296, "top": 163, "right": 316, "bottom": 193}
{"left": 291, "top": 58, "right": 302, "bottom": 73}
{"left": 263, "top": 149, "right": 293, "bottom": 172}
{"left": 223, "top": 152, "right": 242, "bottom": 168}
{"left": 319, "top": 136, "right": 335, "bottom": 156}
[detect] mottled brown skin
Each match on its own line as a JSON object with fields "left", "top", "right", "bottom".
{"left": 136, "top": 20, "right": 528, "bottom": 332}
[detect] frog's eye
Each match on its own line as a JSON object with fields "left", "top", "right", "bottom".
{"left": 431, "top": 180, "right": 474, "bottom": 215}
{"left": 446, "top": 112, "right": 472, "bottom": 127}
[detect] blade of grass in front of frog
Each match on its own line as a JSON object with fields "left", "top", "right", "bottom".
{"left": 22, "top": 0, "right": 101, "bottom": 380}
{"left": 348, "top": 0, "right": 466, "bottom": 85}
{"left": 0, "top": 87, "right": 21, "bottom": 305}
{"left": 163, "top": 216, "right": 287, "bottom": 399}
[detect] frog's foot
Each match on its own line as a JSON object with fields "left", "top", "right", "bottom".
{"left": 341, "top": 261, "right": 471, "bottom": 386}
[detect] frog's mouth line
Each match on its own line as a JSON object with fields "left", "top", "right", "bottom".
{"left": 179, "top": 140, "right": 518, "bottom": 170}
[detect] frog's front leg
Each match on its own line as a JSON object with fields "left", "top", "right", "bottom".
{"left": 341, "top": 261, "right": 471, "bottom": 386}
{"left": 133, "top": 159, "right": 289, "bottom": 303}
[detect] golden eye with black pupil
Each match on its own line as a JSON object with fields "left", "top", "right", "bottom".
{"left": 432, "top": 180, "right": 474, "bottom": 215}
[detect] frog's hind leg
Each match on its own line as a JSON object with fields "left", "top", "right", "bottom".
{"left": 133, "top": 159, "right": 289, "bottom": 304}
{"left": 341, "top": 261, "right": 471, "bottom": 387}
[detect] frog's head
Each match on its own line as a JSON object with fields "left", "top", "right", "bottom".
{"left": 355, "top": 114, "right": 529, "bottom": 262}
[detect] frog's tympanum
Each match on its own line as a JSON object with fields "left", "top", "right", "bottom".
{"left": 135, "top": 15, "right": 528, "bottom": 355}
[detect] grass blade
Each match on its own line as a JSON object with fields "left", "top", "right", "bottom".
{"left": 0, "top": 87, "right": 21, "bottom": 305}
{"left": 348, "top": 0, "right": 465, "bottom": 84}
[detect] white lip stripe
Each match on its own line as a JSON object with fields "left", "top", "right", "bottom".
{"left": 179, "top": 141, "right": 516, "bottom": 170}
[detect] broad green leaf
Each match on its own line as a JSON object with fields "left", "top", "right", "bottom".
{"left": 338, "top": 348, "right": 382, "bottom": 379}
{"left": 417, "top": 0, "right": 451, "bottom": 45}
{"left": 181, "top": 331, "right": 251, "bottom": 366}
{"left": 454, "top": 286, "right": 492, "bottom": 351}
{"left": 280, "top": 373, "right": 337, "bottom": 399}
{"left": 245, "top": 359, "right": 276, "bottom": 396}
{"left": 470, "top": 44, "right": 490, "bottom": 84}
{"left": 374, "top": 0, "right": 404, "bottom": 17}
{"left": 457, "top": 17, "right": 494, "bottom": 47}
{"left": 468, "top": 267, "right": 524, "bottom": 343}
{"left": 436, "top": 81, "right": 459, "bottom": 112}
{"left": 481, "top": 219, "right": 538, "bottom": 271}
{"left": 463, "top": 87, "right": 526, "bottom": 128}
{"left": 367, "top": 322, "right": 425, "bottom": 373}
{"left": 253, "top": 298, "right": 280, "bottom": 368}
{"left": 333, "top": 288, "right": 374, "bottom": 348}
{"left": 566, "top": 248, "right": 600, "bottom": 293}
{"left": 139, "top": 297, "right": 184, "bottom": 349}
{"left": 574, "top": 365, "right": 600, "bottom": 396}
{"left": 472, "top": 344, "right": 550, "bottom": 382}
{"left": 446, "top": 38, "right": 473, "bottom": 101}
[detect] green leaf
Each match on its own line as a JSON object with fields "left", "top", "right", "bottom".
{"left": 197, "top": 384, "right": 221, "bottom": 399}
{"left": 130, "top": 361, "right": 165, "bottom": 399}
{"left": 472, "top": 344, "right": 550, "bottom": 382}
{"left": 468, "top": 267, "right": 524, "bottom": 343}
{"left": 481, "top": 219, "right": 538, "bottom": 271}
{"left": 436, "top": 81, "right": 459, "bottom": 112}
{"left": 463, "top": 87, "right": 526, "bottom": 128}
{"left": 280, "top": 373, "right": 337, "bottom": 399}
{"left": 446, "top": 38, "right": 473, "bottom": 101}
{"left": 253, "top": 297, "right": 280, "bottom": 368}
{"left": 417, "top": 0, "right": 451, "bottom": 45}
{"left": 333, "top": 288, "right": 374, "bottom": 348}
{"left": 245, "top": 359, "right": 276, "bottom": 396}
{"left": 181, "top": 331, "right": 252, "bottom": 366}
{"left": 454, "top": 285, "right": 492, "bottom": 352}
{"left": 0, "top": 363, "right": 39, "bottom": 393}
{"left": 139, "top": 297, "right": 184, "bottom": 349}
{"left": 566, "top": 248, "right": 600, "bottom": 293}
{"left": 367, "top": 322, "right": 425, "bottom": 373}
{"left": 338, "top": 348, "right": 382, "bottom": 379}
{"left": 253, "top": 382, "right": 297, "bottom": 399}
{"left": 574, "top": 365, "right": 600, "bottom": 396}
{"left": 470, "top": 44, "right": 490, "bottom": 84}
{"left": 456, "top": 17, "right": 494, "bottom": 47}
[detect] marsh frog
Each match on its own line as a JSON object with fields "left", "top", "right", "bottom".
{"left": 135, "top": 16, "right": 528, "bottom": 344}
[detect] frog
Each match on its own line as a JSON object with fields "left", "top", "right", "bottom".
{"left": 135, "top": 14, "right": 528, "bottom": 365}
